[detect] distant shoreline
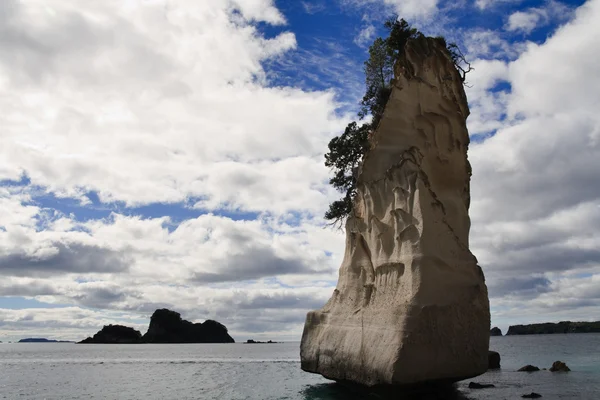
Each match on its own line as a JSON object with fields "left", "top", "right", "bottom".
{"left": 18, "top": 338, "right": 75, "bottom": 343}
{"left": 505, "top": 321, "right": 600, "bottom": 335}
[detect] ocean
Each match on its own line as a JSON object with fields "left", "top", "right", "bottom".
{"left": 1, "top": 334, "right": 599, "bottom": 399}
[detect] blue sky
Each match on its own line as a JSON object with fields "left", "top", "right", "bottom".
{"left": 1, "top": 0, "right": 600, "bottom": 341}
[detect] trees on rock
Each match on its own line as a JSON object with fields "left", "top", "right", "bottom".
{"left": 324, "top": 17, "right": 469, "bottom": 224}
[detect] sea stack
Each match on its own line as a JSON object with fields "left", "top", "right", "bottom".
{"left": 300, "top": 37, "right": 490, "bottom": 387}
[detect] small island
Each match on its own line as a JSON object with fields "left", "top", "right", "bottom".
{"left": 79, "top": 308, "right": 235, "bottom": 344}
{"left": 79, "top": 325, "right": 142, "bottom": 344}
{"left": 490, "top": 327, "right": 503, "bottom": 336}
{"left": 507, "top": 321, "right": 600, "bottom": 335}
{"left": 18, "top": 338, "right": 74, "bottom": 343}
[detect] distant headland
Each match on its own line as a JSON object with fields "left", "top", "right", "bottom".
{"left": 18, "top": 338, "right": 74, "bottom": 343}
{"left": 79, "top": 308, "right": 235, "bottom": 344}
{"left": 504, "top": 321, "right": 600, "bottom": 335}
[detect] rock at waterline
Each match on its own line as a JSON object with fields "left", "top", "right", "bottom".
{"left": 78, "top": 308, "right": 235, "bottom": 344}
{"left": 469, "top": 382, "right": 495, "bottom": 389}
{"left": 518, "top": 365, "right": 540, "bottom": 372}
{"left": 79, "top": 325, "right": 142, "bottom": 344}
{"left": 549, "top": 361, "right": 571, "bottom": 372}
{"left": 522, "top": 393, "right": 542, "bottom": 398}
{"left": 245, "top": 339, "right": 279, "bottom": 344}
{"left": 300, "top": 36, "right": 490, "bottom": 387}
{"left": 142, "top": 309, "right": 234, "bottom": 343}
{"left": 488, "top": 351, "right": 501, "bottom": 369}
{"left": 490, "top": 327, "right": 502, "bottom": 336}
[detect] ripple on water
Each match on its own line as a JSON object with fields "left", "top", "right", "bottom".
{"left": 0, "top": 337, "right": 599, "bottom": 399}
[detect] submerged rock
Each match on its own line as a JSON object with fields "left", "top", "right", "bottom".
{"left": 300, "top": 36, "right": 490, "bottom": 387}
{"left": 518, "top": 365, "right": 540, "bottom": 372}
{"left": 549, "top": 361, "right": 570, "bottom": 372}
{"left": 488, "top": 351, "right": 501, "bottom": 369}
{"left": 522, "top": 393, "right": 542, "bottom": 398}
{"left": 469, "top": 382, "right": 495, "bottom": 389}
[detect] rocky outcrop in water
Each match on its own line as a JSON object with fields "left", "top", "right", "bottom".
{"left": 507, "top": 321, "right": 600, "bottom": 335}
{"left": 490, "top": 327, "right": 502, "bottom": 336}
{"left": 79, "top": 325, "right": 142, "bottom": 344}
{"left": 245, "top": 339, "right": 279, "bottom": 344}
{"left": 488, "top": 351, "right": 500, "bottom": 369}
{"left": 518, "top": 365, "right": 540, "bottom": 372}
{"left": 522, "top": 393, "right": 542, "bottom": 398}
{"left": 300, "top": 37, "right": 490, "bottom": 387}
{"left": 141, "top": 309, "right": 234, "bottom": 343}
{"left": 549, "top": 361, "right": 570, "bottom": 372}
{"left": 469, "top": 382, "right": 495, "bottom": 389}
{"left": 79, "top": 309, "right": 234, "bottom": 344}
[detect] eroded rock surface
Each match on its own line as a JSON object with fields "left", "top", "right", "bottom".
{"left": 300, "top": 37, "right": 490, "bottom": 387}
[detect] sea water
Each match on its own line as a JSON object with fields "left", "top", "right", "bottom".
{"left": 1, "top": 334, "right": 599, "bottom": 399}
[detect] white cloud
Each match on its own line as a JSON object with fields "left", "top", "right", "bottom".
{"left": 463, "top": 29, "right": 526, "bottom": 60}
{"left": 301, "top": 1, "right": 327, "bottom": 14}
{"left": 340, "top": 0, "right": 438, "bottom": 19}
{"left": 229, "top": 0, "right": 286, "bottom": 24}
{"left": 506, "top": 10, "right": 543, "bottom": 33}
{"left": 354, "top": 24, "right": 376, "bottom": 47}
{"left": 0, "top": 0, "right": 347, "bottom": 211}
{"left": 505, "top": 1, "right": 573, "bottom": 34}
{"left": 2, "top": 0, "right": 600, "bottom": 341}
{"left": 465, "top": 59, "right": 510, "bottom": 136}
{"left": 0, "top": 190, "right": 345, "bottom": 339}
{"left": 475, "top": 0, "right": 523, "bottom": 11}
{"left": 0, "top": 0, "right": 351, "bottom": 341}
{"left": 468, "top": 0, "right": 600, "bottom": 326}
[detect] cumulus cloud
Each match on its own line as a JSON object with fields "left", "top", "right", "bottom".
{"left": 1, "top": 0, "right": 600, "bottom": 341}
{"left": 0, "top": 306, "right": 149, "bottom": 341}
{"left": 0, "top": 243, "right": 131, "bottom": 277}
{"left": 506, "top": 10, "right": 543, "bottom": 33}
{"left": 469, "top": 0, "right": 600, "bottom": 326}
{"left": 0, "top": 0, "right": 345, "bottom": 211}
{"left": 0, "top": 0, "right": 350, "bottom": 341}
{"left": 192, "top": 246, "right": 330, "bottom": 283}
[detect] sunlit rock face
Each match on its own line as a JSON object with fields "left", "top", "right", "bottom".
{"left": 300, "top": 37, "right": 490, "bottom": 387}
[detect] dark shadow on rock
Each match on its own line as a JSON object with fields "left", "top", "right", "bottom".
{"left": 300, "top": 382, "right": 475, "bottom": 400}
{"left": 488, "top": 350, "right": 501, "bottom": 369}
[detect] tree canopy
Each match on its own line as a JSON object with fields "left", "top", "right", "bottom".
{"left": 323, "top": 17, "right": 469, "bottom": 225}
{"left": 324, "top": 122, "right": 370, "bottom": 222}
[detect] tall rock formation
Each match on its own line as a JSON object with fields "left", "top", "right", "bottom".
{"left": 301, "top": 37, "right": 490, "bottom": 387}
